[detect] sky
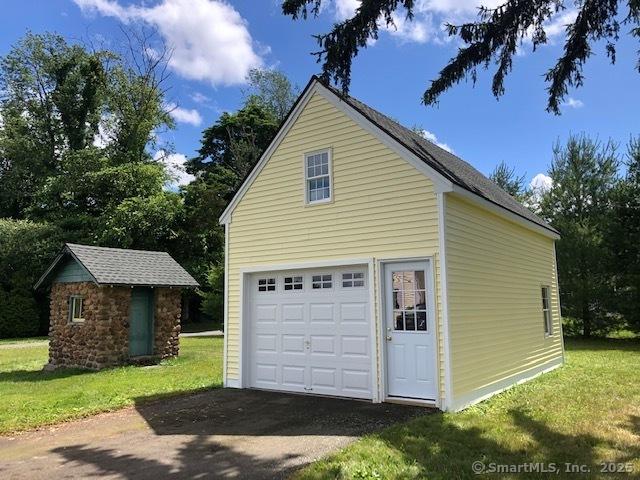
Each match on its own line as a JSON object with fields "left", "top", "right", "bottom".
{"left": 1, "top": 0, "right": 639, "bottom": 188}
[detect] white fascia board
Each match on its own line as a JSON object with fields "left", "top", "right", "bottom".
{"left": 450, "top": 186, "right": 560, "bottom": 240}
{"left": 314, "top": 83, "right": 454, "bottom": 194}
{"left": 219, "top": 80, "right": 455, "bottom": 225}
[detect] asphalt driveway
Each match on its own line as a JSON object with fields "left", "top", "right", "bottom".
{"left": 0, "top": 389, "right": 428, "bottom": 479}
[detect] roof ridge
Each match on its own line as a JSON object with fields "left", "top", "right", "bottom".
{"left": 66, "top": 243, "right": 170, "bottom": 255}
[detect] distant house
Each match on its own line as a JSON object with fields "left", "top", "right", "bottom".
{"left": 35, "top": 243, "right": 198, "bottom": 370}
{"left": 218, "top": 76, "right": 564, "bottom": 411}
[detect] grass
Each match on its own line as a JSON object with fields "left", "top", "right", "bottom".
{"left": 296, "top": 338, "right": 640, "bottom": 480}
{"left": 0, "top": 336, "right": 222, "bottom": 434}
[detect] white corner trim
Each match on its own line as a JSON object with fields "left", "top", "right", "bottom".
{"left": 222, "top": 222, "right": 230, "bottom": 387}
{"left": 437, "top": 192, "right": 454, "bottom": 411}
{"left": 553, "top": 244, "right": 566, "bottom": 364}
{"left": 225, "top": 378, "right": 241, "bottom": 389}
{"left": 449, "top": 357, "right": 564, "bottom": 412}
{"left": 450, "top": 186, "right": 560, "bottom": 240}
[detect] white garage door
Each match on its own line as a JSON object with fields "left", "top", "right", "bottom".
{"left": 248, "top": 266, "right": 372, "bottom": 399}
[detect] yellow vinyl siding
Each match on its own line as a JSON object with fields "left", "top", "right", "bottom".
{"left": 226, "top": 92, "right": 444, "bottom": 395}
{"left": 445, "top": 194, "right": 563, "bottom": 403}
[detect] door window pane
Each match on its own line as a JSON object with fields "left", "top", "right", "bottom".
{"left": 391, "top": 269, "right": 428, "bottom": 332}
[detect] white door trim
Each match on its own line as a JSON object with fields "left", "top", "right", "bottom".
{"left": 376, "top": 256, "right": 440, "bottom": 405}
{"left": 238, "top": 257, "right": 378, "bottom": 401}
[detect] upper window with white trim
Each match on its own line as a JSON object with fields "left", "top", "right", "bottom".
{"left": 68, "top": 295, "right": 84, "bottom": 323}
{"left": 305, "top": 150, "right": 331, "bottom": 204}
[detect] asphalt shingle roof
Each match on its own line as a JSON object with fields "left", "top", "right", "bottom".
{"left": 62, "top": 243, "right": 199, "bottom": 287}
{"left": 320, "top": 79, "right": 558, "bottom": 235}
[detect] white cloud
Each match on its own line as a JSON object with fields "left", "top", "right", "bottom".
{"left": 561, "top": 97, "right": 584, "bottom": 109}
{"left": 334, "top": 0, "right": 360, "bottom": 20}
{"left": 419, "top": 129, "right": 454, "bottom": 153}
{"left": 74, "top": 0, "right": 265, "bottom": 86}
{"left": 164, "top": 103, "right": 203, "bottom": 126}
{"left": 190, "top": 92, "right": 211, "bottom": 104}
{"left": 154, "top": 150, "right": 195, "bottom": 187}
{"left": 530, "top": 173, "right": 553, "bottom": 192}
{"left": 544, "top": 9, "right": 578, "bottom": 39}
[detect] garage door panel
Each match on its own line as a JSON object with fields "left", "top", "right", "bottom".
{"left": 255, "top": 334, "right": 277, "bottom": 353}
{"left": 310, "top": 303, "right": 335, "bottom": 323}
{"left": 282, "top": 304, "right": 305, "bottom": 323}
{"left": 341, "top": 335, "right": 369, "bottom": 357}
{"left": 309, "top": 335, "right": 335, "bottom": 355}
{"left": 248, "top": 266, "right": 372, "bottom": 400}
{"left": 282, "top": 334, "right": 305, "bottom": 353}
{"left": 340, "top": 303, "right": 368, "bottom": 323}
{"left": 282, "top": 365, "right": 306, "bottom": 387}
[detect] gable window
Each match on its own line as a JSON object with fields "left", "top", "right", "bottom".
{"left": 284, "top": 276, "right": 303, "bottom": 291}
{"left": 541, "top": 286, "right": 552, "bottom": 336}
{"left": 69, "top": 296, "right": 84, "bottom": 323}
{"left": 312, "top": 274, "right": 332, "bottom": 289}
{"left": 305, "top": 150, "right": 331, "bottom": 204}
{"left": 258, "top": 278, "right": 276, "bottom": 292}
{"left": 342, "top": 272, "right": 364, "bottom": 288}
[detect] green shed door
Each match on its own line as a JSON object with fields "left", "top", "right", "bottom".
{"left": 129, "top": 287, "right": 154, "bottom": 356}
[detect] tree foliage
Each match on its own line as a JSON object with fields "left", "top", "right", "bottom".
{"left": 0, "top": 32, "right": 179, "bottom": 336}
{"left": 282, "top": 0, "right": 640, "bottom": 113}
{"left": 490, "top": 160, "right": 532, "bottom": 204}
{"left": 539, "top": 135, "right": 620, "bottom": 337}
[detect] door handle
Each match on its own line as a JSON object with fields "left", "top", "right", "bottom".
{"left": 386, "top": 335, "right": 392, "bottom": 342}
{"left": 386, "top": 327, "right": 392, "bottom": 342}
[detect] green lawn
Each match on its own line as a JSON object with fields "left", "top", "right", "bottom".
{"left": 0, "top": 336, "right": 222, "bottom": 434}
{"left": 296, "top": 338, "right": 640, "bottom": 480}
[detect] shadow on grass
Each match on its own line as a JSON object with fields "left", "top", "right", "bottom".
{"left": 0, "top": 367, "right": 93, "bottom": 383}
{"left": 356, "top": 408, "right": 640, "bottom": 479}
{"left": 564, "top": 337, "right": 640, "bottom": 352}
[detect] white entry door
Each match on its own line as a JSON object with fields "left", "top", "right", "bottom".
{"left": 248, "top": 266, "right": 373, "bottom": 399}
{"left": 384, "top": 261, "right": 438, "bottom": 400}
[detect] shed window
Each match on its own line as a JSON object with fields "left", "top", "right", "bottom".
{"left": 69, "top": 296, "right": 84, "bottom": 323}
{"left": 541, "top": 286, "right": 552, "bottom": 336}
{"left": 305, "top": 150, "right": 331, "bottom": 203}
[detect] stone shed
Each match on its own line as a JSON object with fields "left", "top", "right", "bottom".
{"left": 34, "top": 243, "right": 199, "bottom": 370}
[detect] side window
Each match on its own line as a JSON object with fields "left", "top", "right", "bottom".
{"left": 541, "top": 286, "right": 552, "bottom": 336}
{"left": 258, "top": 278, "right": 276, "bottom": 292}
{"left": 284, "top": 276, "right": 303, "bottom": 291}
{"left": 312, "top": 274, "right": 332, "bottom": 289}
{"left": 342, "top": 272, "right": 364, "bottom": 288}
{"left": 69, "top": 296, "right": 84, "bottom": 323}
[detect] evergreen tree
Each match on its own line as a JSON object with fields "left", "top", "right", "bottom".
{"left": 283, "top": 0, "right": 640, "bottom": 113}
{"left": 490, "top": 161, "right": 532, "bottom": 205}
{"left": 607, "top": 137, "right": 640, "bottom": 332}
{"left": 540, "top": 135, "right": 620, "bottom": 337}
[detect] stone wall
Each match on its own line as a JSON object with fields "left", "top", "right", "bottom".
{"left": 48, "top": 283, "right": 182, "bottom": 370}
{"left": 154, "top": 288, "right": 182, "bottom": 359}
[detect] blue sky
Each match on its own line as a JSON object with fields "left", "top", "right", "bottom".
{"left": 1, "top": 0, "right": 639, "bottom": 188}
